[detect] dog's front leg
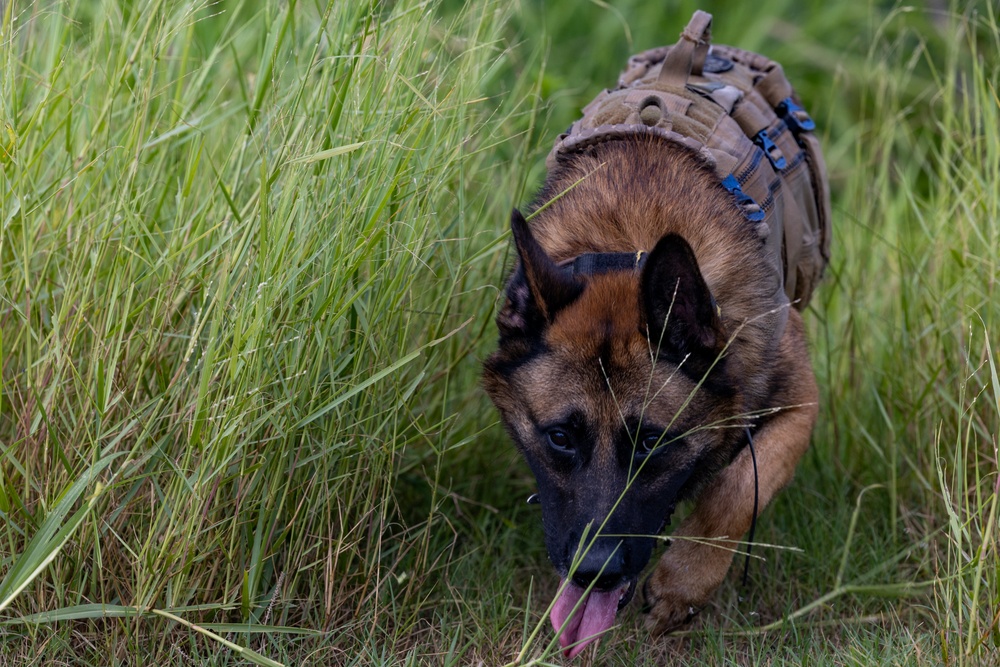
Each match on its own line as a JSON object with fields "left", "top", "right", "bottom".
{"left": 644, "top": 321, "right": 819, "bottom": 634}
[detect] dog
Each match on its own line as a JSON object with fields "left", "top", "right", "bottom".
{"left": 482, "top": 11, "right": 827, "bottom": 659}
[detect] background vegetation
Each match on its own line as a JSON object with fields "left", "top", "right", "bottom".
{"left": 1, "top": 0, "right": 997, "bottom": 664}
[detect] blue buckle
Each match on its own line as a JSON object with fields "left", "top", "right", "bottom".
{"left": 776, "top": 97, "right": 816, "bottom": 134}
{"left": 753, "top": 130, "right": 787, "bottom": 170}
{"left": 722, "top": 174, "right": 765, "bottom": 222}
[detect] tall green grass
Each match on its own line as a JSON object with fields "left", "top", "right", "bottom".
{"left": 1, "top": 0, "right": 997, "bottom": 664}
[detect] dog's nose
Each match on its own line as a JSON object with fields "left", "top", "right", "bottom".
{"left": 570, "top": 539, "right": 626, "bottom": 591}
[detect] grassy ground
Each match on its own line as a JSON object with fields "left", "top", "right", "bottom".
{"left": 1, "top": 0, "right": 997, "bottom": 665}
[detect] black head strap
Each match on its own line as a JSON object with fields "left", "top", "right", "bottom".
{"left": 559, "top": 250, "right": 721, "bottom": 317}
{"left": 559, "top": 251, "right": 647, "bottom": 278}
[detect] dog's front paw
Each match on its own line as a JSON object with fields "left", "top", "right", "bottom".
{"left": 642, "top": 573, "right": 703, "bottom": 635}
{"left": 641, "top": 538, "right": 732, "bottom": 635}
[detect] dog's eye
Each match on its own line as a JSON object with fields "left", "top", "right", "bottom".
{"left": 640, "top": 432, "right": 663, "bottom": 453}
{"left": 547, "top": 429, "right": 573, "bottom": 452}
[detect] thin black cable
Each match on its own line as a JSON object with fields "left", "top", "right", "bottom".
{"left": 741, "top": 426, "right": 759, "bottom": 590}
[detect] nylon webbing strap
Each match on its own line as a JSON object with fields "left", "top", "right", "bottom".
{"left": 657, "top": 10, "right": 713, "bottom": 87}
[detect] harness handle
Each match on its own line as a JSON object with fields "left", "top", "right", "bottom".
{"left": 657, "top": 10, "right": 713, "bottom": 88}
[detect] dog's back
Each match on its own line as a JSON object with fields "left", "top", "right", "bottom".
{"left": 546, "top": 10, "right": 831, "bottom": 311}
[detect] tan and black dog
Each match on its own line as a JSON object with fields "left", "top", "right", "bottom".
{"left": 483, "top": 11, "right": 828, "bottom": 659}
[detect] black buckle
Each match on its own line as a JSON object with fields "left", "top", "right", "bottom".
{"left": 722, "top": 174, "right": 765, "bottom": 222}
{"left": 753, "top": 130, "right": 787, "bottom": 170}
{"left": 776, "top": 97, "right": 816, "bottom": 134}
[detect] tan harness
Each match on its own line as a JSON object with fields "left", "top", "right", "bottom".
{"left": 547, "top": 10, "right": 831, "bottom": 311}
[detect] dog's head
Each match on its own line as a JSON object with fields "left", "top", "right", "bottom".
{"left": 483, "top": 209, "right": 746, "bottom": 656}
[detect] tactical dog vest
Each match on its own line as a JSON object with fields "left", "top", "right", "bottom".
{"left": 547, "top": 10, "right": 831, "bottom": 311}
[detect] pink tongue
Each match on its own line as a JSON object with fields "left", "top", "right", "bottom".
{"left": 549, "top": 578, "right": 624, "bottom": 659}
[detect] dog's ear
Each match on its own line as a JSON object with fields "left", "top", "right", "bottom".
{"left": 497, "top": 209, "right": 584, "bottom": 338}
{"left": 640, "top": 234, "right": 726, "bottom": 362}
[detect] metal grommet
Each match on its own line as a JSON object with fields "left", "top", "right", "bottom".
{"left": 703, "top": 52, "right": 734, "bottom": 73}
